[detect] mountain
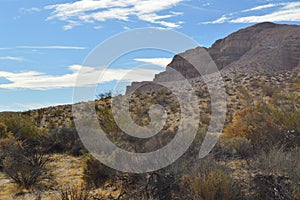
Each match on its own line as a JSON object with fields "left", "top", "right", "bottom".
{"left": 127, "top": 22, "right": 300, "bottom": 93}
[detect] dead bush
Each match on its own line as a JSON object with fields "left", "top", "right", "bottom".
{"left": 56, "top": 184, "right": 92, "bottom": 200}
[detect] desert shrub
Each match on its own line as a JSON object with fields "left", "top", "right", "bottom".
{"left": 48, "top": 127, "right": 86, "bottom": 156}
{"left": 219, "top": 137, "right": 254, "bottom": 158}
{"left": 223, "top": 102, "right": 299, "bottom": 149}
{"left": 251, "top": 146, "right": 300, "bottom": 199}
{"left": 57, "top": 184, "right": 92, "bottom": 200}
{"left": 0, "top": 122, "right": 8, "bottom": 138}
{"left": 0, "top": 115, "right": 50, "bottom": 189}
{"left": 83, "top": 154, "right": 116, "bottom": 188}
{"left": 190, "top": 156, "right": 242, "bottom": 200}
{"left": 0, "top": 113, "right": 40, "bottom": 140}
{"left": 0, "top": 133, "right": 15, "bottom": 171}
{"left": 223, "top": 104, "right": 278, "bottom": 147}
{"left": 2, "top": 136, "right": 50, "bottom": 189}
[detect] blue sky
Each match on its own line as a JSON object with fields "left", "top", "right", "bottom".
{"left": 0, "top": 0, "right": 299, "bottom": 111}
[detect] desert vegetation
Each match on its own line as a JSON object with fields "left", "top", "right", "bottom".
{"left": 0, "top": 71, "right": 299, "bottom": 199}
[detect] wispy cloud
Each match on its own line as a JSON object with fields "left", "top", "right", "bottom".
{"left": 0, "top": 48, "right": 10, "bottom": 51}
{"left": 134, "top": 58, "right": 172, "bottom": 67}
{"left": 20, "top": 7, "right": 41, "bottom": 13}
{"left": 241, "top": 3, "right": 281, "bottom": 12}
{"left": 202, "top": 15, "right": 229, "bottom": 24}
{"left": 45, "top": 0, "right": 184, "bottom": 29}
{"left": 0, "top": 56, "right": 25, "bottom": 62}
{"left": 17, "top": 46, "right": 87, "bottom": 50}
{"left": 0, "top": 65, "right": 163, "bottom": 90}
{"left": 202, "top": 2, "right": 300, "bottom": 24}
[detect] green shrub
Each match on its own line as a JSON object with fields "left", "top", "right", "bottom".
{"left": 0, "top": 113, "right": 40, "bottom": 140}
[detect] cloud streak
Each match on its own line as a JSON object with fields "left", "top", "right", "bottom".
{"left": 17, "top": 46, "right": 87, "bottom": 50}
{"left": 202, "top": 2, "right": 300, "bottom": 24}
{"left": 45, "top": 0, "right": 184, "bottom": 29}
{"left": 241, "top": 3, "right": 281, "bottom": 12}
{"left": 0, "top": 65, "right": 163, "bottom": 90}
{"left": 0, "top": 56, "right": 25, "bottom": 62}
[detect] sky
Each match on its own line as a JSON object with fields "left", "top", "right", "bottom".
{"left": 0, "top": 0, "right": 299, "bottom": 111}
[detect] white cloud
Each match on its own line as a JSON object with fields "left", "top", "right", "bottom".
{"left": 134, "top": 58, "right": 172, "bottom": 67}
{"left": 241, "top": 3, "right": 280, "bottom": 12}
{"left": 0, "top": 65, "right": 163, "bottom": 90}
{"left": 45, "top": 0, "right": 184, "bottom": 29}
{"left": 231, "top": 2, "right": 300, "bottom": 23}
{"left": 17, "top": 46, "right": 87, "bottom": 50}
{"left": 0, "top": 56, "right": 25, "bottom": 62}
{"left": 202, "top": 2, "right": 300, "bottom": 24}
{"left": 202, "top": 15, "right": 230, "bottom": 24}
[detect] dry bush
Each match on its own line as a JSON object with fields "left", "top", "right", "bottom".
{"left": 223, "top": 103, "right": 280, "bottom": 146}
{"left": 0, "top": 115, "right": 50, "bottom": 190}
{"left": 223, "top": 100, "right": 300, "bottom": 149}
{"left": 2, "top": 137, "right": 50, "bottom": 190}
{"left": 56, "top": 184, "right": 91, "bottom": 200}
{"left": 190, "top": 156, "right": 242, "bottom": 200}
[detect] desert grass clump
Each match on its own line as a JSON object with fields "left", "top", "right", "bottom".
{"left": 250, "top": 146, "right": 300, "bottom": 199}
{"left": 190, "top": 156, "right": 242, "bottom": 200}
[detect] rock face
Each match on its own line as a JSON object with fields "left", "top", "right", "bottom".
{"left": 126, "top": 22, "right": 300, "bottom": 94}
{"left": 210, "top": 22, "right": 300, "bottom": 74}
